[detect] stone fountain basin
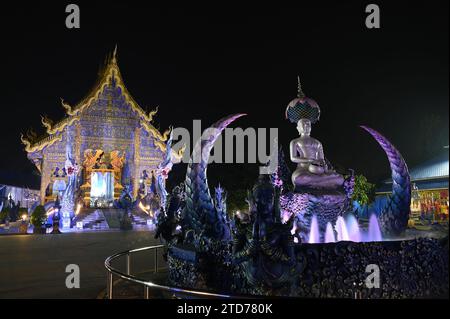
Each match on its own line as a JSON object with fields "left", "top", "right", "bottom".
{"left": 167, "top": 237, "right": 448, "bottom": 298}
{"left": 293, "top": 237, "right": 449, "bottom": 298}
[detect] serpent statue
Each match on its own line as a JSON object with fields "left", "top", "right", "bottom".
{"left": 360, "top": 126, "right": 411, "bottom": 236}
{"left": 182, "top": 113, "right": 246, "bottom": 246}
{"left": 166, "top": 114, "right": 245, "bottom": 292}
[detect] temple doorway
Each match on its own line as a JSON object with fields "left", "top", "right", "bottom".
{"left": 80, "top": 149, "right": 126, "bottom": 208}
{"left": 90, "top": 170, "right": 114, "bottom": 207}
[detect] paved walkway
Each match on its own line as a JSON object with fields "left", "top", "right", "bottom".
{"left": 0, "top": 231, "right": 161, "bottom": 298}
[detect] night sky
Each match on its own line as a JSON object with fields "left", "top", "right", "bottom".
{"left": 0, "top": 2, "right": 448, "bottom": 190}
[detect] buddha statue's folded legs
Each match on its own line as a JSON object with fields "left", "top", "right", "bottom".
{"left": 292, "top": 169, "right": 344, "bottom": 191}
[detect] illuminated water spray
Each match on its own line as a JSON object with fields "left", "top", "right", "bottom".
{"left": 346, "top": 214, "right": 361, "bottom": 242}
{"left": 308, "top": 215, "right": 320, "bottom": 243}
{"left": 368, "top": 214, "right": 382, "bottom": 241}
{"left": 324, "top": 222, "right": 336, "bottom": 243}
{"left": 335, "top": 216, "right": 350, "bottom": 241}
{"left": 291, "top": 222, "right": 299, "bottom": 243}
{"left": 306, "top": 213, "right": 383, "bottom": 244}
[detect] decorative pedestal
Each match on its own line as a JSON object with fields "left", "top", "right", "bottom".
{"left": 280, "top": 188, "right": 350, "bottom": 242}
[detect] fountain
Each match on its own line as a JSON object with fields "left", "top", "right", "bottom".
{"left": 367, "top": 213, "right": 382, "bottom": 242}
{"left": 308, "top": 215, "right": 320, "bottom": 243}
{"left": 324, "top": 222, "right": 336, "bottom": 243}
{"left": 155, "top": 78, "right": 448, "bottom": 299}
{"left": 307, "top": 213, "right": 382, "bottom": 243}
{"left": 335, "top": 216, "right": 350, "bottom": 241}
{"left": 346, "top": 214, "right": 361, "bottom": 242}
{"left": 154, "top": 112, "right": 448, "bottom": 299}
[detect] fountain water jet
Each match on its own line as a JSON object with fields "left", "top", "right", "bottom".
{"left": 324, "top": 222, "right": 336, "bottom": 243}
{"left": 368, "top": 214, "right": 382, "bottom": 241}
{"left": 291, "top": 222, "right": 299, "bottom": 243}
{"left": 346, "top": 214, "right": 361, "bottom": 242}
{"left": 335, "top": 216, "right": 350, "bottom": 241}
{"left": 308, "top": 215, "right": 320, "bottom": 243}
{"left": 307, "top": 213, "right": 383, "bottom": 244}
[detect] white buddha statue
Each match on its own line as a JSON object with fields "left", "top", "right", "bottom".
{"left": 290, "top": 118, "right": 344, "bottom": 190}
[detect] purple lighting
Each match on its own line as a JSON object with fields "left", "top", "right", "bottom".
{"left": 335, "top": 216, "right": 350, "bottom": 241}
{"left": 307, "top": 213, "right": 384, "bottom": 244}
{"left": 346, "top": 214, "right": 361, "bottom": 242}
{"left": 324, "top": 222, "right": 336, "bottom": 243}
{"left": 367, "top": 214, "right": 382, "bottom": 242}
{"left": 308, "top": 215, "right": 320, "bottom": 243}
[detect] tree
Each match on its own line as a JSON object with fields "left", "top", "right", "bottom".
{"left": 0, "top": 206, "right": 10, "bottom": 223}
{"left": 352, "top": 174, "right": 376, "bottom": 206}
{"left": 30, "top": 205, "right": 47, "bottom": 228}
{"left": 226, "top": 188, "right": 249, "bottom": 213}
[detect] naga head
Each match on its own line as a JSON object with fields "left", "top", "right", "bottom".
{"left": 214, "top": 184, "right": 227, "bottom": 214}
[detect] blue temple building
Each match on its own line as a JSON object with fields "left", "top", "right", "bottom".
{"left": 21, "top": 49, "right": 183, "bottom": 207}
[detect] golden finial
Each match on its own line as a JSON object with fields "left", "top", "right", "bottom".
{"left": 112, "top": 44, "right": 118, "bottom": 64}
{"left": 147, "top": 106, "right": 159, "bottom": 122}
{"left": 20, "top": 133, "right": 30, "bottom": 145}
{"left": 297, "top": 76, "right": 305, "bottom": 99}
{"left": 60, "top": 98, "right": 73, "bottom": 114}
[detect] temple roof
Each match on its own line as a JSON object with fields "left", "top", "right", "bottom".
{"left": 21, "top": 48, "right": 180, "bottom": 157}
{"left": 408, "top": 151, "right": 449, "bottom": 181}
{"left": 59, "top": 47, "right": 157, "bottom": 122}
{"left": 377, "top": 149, "right": 449, "bottom": 193}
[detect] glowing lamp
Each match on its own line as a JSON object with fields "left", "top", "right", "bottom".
{"left": 75, "top": 203, "right": 82, "bottom": 215}
{"left": 62, "top": 219, "right": 70, "bottom": 228}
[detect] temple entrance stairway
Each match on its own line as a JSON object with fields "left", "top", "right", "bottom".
{"left": 71, "top": 208, "right": 154, "bottom": 230}
{"left": 74, "top": 208, "right": 110, "bottom": 230}
{"left": 102, "top": 209, "right": 123, "bottom": 229}
{"left": 131, "top": 214, "right": 149, "bottom": 227}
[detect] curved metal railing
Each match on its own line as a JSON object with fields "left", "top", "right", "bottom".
{"left": 104, "top": 244, "right": 237, "bottom": 299}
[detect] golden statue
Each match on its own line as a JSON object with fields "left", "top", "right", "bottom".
{"left": 83, "top": 149, "right": 104, "bottom": 169}
{"left": 110, "top": 150, "right": 125, "bottom": 170}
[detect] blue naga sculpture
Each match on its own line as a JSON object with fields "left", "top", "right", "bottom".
{"left": 155, "top": 127, "right": 175, "bottom": 210}
{"left": 165, "top": 114, "right": 246, "bottom": 291}
{"left": 360, "top": 126, "right": 411, "bottom": 235}
{"left": 182, "top": 114, "right": 246, "bottom": 248}
{"left": 154, "top": 184, "right": 185, "bottom": 243}
{"left": 60, "top": 143, "right": 79, "bottom": 228}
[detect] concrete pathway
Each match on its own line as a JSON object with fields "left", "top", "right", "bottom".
{"left": 0, "top": 230, "right": 161, "bottom": 298}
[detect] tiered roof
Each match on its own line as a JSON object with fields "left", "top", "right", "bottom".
{"left": 21, "top": 48, "right": 182, "bottom": 158}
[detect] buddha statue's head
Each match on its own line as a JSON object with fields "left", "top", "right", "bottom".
{"left": 297, "top": 119, "right": 311, "bottom": 136}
